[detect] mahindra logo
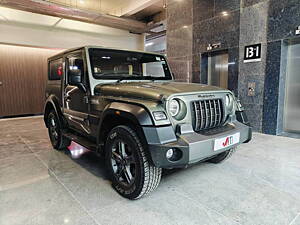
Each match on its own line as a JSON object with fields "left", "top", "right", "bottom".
{"left": 222, "top": 136, "right": 234, "bottom": 147}
{"left": 198, "top": 94, "right": 215, "bottom": 98}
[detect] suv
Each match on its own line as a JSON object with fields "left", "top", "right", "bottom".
{"left": 44, "top": 46, "right": 252, "bottom": 199}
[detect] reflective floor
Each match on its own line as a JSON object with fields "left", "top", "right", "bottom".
{"left": 0, "top": 117, "right": 300, "bottom": 225}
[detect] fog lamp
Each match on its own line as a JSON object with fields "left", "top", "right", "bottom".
{"left": 166, "top": 149, "right": 174, "bottom": 159}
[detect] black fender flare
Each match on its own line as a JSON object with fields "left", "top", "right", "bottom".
{"left": 96, "top": 102, "right": 154, "bottom": 145}
{"left": 44, "top": 95, "right": 65, "bottom": 128}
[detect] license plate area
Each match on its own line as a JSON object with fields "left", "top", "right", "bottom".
{"left": 214, "top": 133, "right": 240, "bottom": 151}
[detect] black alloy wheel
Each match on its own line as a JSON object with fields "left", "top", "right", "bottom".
{"left": 47, "top": 110, "right": 70, "bottom": 150}
{"left": 105, "top": 125, "right": 162, "bottom": 200}
{"left": 111, "top": 140, "right": 136, "bottom": 186}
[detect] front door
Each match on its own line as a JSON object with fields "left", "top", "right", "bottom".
{"left": 63, "top": 51, "right": 90, "bottom": 135}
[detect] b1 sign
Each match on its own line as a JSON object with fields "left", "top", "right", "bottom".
{"left": 244, "top": 44, "right": 261, "bottom": 63}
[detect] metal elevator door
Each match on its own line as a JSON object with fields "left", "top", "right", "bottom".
{"left": 208, "top": 52, "right": 229, "bottom": 89}
{"left": 284, "top": 42, "right": 300, "bottom": 133}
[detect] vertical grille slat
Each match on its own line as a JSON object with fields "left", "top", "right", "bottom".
{"left": 204, "top": 100, "right": 208, "bottom": 129}
{"left": 200, "top": 101, "right": 204, "bottom": 129}
{"left": 192, "top": 98, "right": 224, "bottom": 132}
{"left": 213, "top": 100, "right": 217, "bottom": 127}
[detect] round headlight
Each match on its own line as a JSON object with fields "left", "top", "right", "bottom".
{"left": 225, "top": 94, "right": 231, "bottom": 107}
{"left": 169, "top": 99, "right": 180, "bottom": 117}
{"left": 225, "top": 94, "right": 234, "bottom": 112}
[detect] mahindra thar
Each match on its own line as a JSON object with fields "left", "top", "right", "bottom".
{"left": 44, "top": 46, "right": 252, "bottom": 199}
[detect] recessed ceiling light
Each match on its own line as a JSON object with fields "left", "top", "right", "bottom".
{"left": 183, "top": 25, "right": 188, "bottom": 29}
{"left": 222, "top": 11, "right": 229, "bottom": 16}
{"left": 145, "top": 42, "right": 154, "bottom": 47}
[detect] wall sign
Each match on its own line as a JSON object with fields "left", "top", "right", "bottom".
{"left": 244, "top": 44, "right": 261, "bottom": 63}
{"left": 296, "top": 26, "right": 300, "bottom": 35}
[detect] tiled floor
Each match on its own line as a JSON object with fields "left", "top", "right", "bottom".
{"left": 0, "top": 117, "right": 300, "bottom": 225}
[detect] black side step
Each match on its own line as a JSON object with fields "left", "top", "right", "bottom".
{"left": 63, "top": 132, "right": 98, "bottom": 152}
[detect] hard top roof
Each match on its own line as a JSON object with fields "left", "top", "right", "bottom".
{"left": 48, "top": 46, "right": 165, "bottom": 61}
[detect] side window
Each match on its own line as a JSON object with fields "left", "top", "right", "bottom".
{"left": 67, "top": 55, "right": 84, "bottom": 85}
{"left": 49, "top": 58, "right": 63, "bottom": 80}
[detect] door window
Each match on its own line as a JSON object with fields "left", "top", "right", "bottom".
{"left": 49, "top": 58, "right": 63, "bottom": 80}
{"left": 66, "top": 54, "right": 84, "bottom": 85}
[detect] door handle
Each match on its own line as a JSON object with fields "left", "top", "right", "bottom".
{"left": 0, "top": 81, "right": 3, "bottom": 86}
{"left": 83, "top": 96, "right": 89, "bottom": 104}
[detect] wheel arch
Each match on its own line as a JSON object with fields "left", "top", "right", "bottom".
{"left": 44, "top": 95, "right": 65, "bottom": 128}
{"left": 97, "top": 102, "right": 153, "bottom": 148}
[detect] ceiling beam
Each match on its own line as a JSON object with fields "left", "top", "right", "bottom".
{"left": 0, "top": 0, "right": 148, "bottom": 33}
{"left": 111, "top": 0, "right": 161, "bottom": 17}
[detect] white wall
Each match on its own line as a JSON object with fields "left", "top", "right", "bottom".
{"left": 0, "top": 7, "right": 145, "bottom": 50}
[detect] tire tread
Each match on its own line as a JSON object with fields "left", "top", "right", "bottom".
{"left": 117, "top": 125, "right": 162, "bottom": 200}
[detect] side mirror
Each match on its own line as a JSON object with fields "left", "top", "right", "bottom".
{"left": 68, "top": 69, "right": 87, "bottom": 92}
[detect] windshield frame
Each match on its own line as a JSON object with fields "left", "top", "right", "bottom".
{"left": 88, "top": 48, "right": 173, "bottom": 81}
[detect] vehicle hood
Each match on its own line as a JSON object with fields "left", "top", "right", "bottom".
{"left": 94, "top": 81, "right": 226, "bottom": 101}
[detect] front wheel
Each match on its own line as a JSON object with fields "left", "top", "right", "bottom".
{"left": 105, "top": 125, "right": 162, "bottom": 200}
{"left": 47, "top": 110, "right": 70, "bottom": 150}
{"left": 207, "top": 148, "right": 236, "bottom": 164}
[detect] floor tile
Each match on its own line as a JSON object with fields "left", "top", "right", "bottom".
{"left": 0, "top": 177, "right": 97, "bottom": 225}
{"left": 0, "top": 143, "right": 31, "bottom": 160}
{"left": 0, "top": 154, "right": 49, "bottom": 191}
{"left": 44, "top": 151, "right": 123, "bottom": 213}
{"left": 1, "top": 117, "right": 300, "bottom": 225}
{"left": 92, "top": 185, "right": 240, "bottom": 225}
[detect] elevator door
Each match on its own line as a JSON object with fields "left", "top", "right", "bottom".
{"left": 284, "top": 42, "right": 300, "bottom": 133}
{"left": 208, "top": 52, "right": 229, "bottom": 89}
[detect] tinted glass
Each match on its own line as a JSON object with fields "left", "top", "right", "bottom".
{"left": 67, "top": 55, "right": 84, "bottom": 84}
{"left": 49, "top": 58, "right": 63, "bottom": 80}
{"left": 89, "top": 48, "right": 172, "bottom": 80}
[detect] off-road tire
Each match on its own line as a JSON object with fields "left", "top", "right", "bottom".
{"left": 47, "top": 110, "right": 71, "bottom": 150}
{"left": 207, "top": 148, "right": 236, "bottom": 164}
{"left": 105, "top": 125, "right": 162, "bottom": 200}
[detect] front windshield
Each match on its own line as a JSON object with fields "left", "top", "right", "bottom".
{"left": 88, "top": 48, "right": 172, "bottom": 80}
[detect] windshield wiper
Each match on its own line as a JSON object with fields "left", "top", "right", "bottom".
{"left": 116, "top": 75, "right": 140, "bottom": 82}
{"left": 142, "top": 76, "right": 161, "bottom": 81}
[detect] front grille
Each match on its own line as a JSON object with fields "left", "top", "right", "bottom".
{"left": 192, "top": 99, "right": 224, "bottom": 132}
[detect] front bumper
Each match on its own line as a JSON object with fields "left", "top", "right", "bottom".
{"left": 143, "top": 121, "right": 252, "bottom": 169}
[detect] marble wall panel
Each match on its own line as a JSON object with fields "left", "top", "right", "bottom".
{"left": 262, "top": 40, "right": 282, "bottom": 134}
{"left": 268, "top": 0, "right": 300, "bottom": 41}
{"left": 193, "top": 0, "right": 214, "bottom": 23}
{"left": 214, "top": 0, "right": 240, "bottom": 15}
{"left": 241, "top": 0, "right": 268, "bottom": 8}
{"left": 167, "top": 0, "right": 193, "bottom": 32}
{"left": 239, "top": 1, "right": 269, "bottom": 45}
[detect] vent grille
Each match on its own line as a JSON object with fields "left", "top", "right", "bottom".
{"left": 192, "top": 99, "right": 224, "bottom": 131}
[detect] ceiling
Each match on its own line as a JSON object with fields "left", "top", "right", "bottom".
{"left": 127, "top": 0, "right": 164, "bottom": 22}
{"left": 48, "top": 0, "right": 165, "bottom": 21}
{"left": 49, "top": 0, "right": 124, "bottom": 15}
{"left": 0, "top": 0, "right": 165, "bottom": 33}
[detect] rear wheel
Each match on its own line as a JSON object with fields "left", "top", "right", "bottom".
{"left": 47, "top": 110, "right": 70, "bottom": 150}
{"left": 207, "top": 148, "right": 236, "bottom": 164}
{"left": 105, "top": 125, "right": 162, "bottom": 200}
